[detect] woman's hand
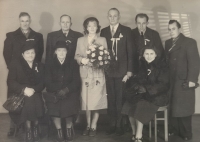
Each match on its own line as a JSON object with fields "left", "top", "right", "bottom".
{"left": 24, "top": 87, "right": 35, "bottom": 97}
{"left": 81, "top": 58, "right": 89, "bottom": 65}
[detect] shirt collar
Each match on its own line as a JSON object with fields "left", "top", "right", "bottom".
{"left": 110, "top": 23, "right": 119, "bottom": 32}
{"left": 58, "top": 58, "right": 65, "bottom": 65}
{"left": 138, "top": 28, "right": 146, "bottom": 35}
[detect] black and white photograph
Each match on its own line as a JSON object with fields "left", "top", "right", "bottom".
{"left": 0, "top": 0, "right": 199, "bottom": 142}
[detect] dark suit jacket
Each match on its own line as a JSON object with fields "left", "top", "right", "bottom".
{"left": 165, "top": 33, "right": 200, "bottom": 117}
{"left": 132, "top": 27, "right": 164, "bottom": 58}
{"left": 3, "top": 28, "right": 44, "bottom": 68}
{"left": 46, "top": 29, "right": 83, "bottom": 64}
{"left": 100, "top": 24, "right": 133, "bottom": 77}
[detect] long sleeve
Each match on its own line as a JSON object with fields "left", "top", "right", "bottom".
{"left": 37, "top": 34, "right": 44, "bottom": 62}
{"left": 186, "top": 39, "right": 200, "bottom": 83}
{"left": 45, "top": 33, "right": 52, "bottom": 64}
{"left": 75, "top": 38, "right": 85, "bottom": 65}
{"left": 3, "top": 33, "right": 13, "bottom": 68}
{"left": 65, "top": 61, "right": 81, "bottom": 93}
{"left": 153, "top": 31, "right": 165, "bottom": 58}
{"left": 7, "top": 62, "right": 26, "bottom": 94}
{"left": 126, "top": 28, "right": 133, "bottom": 73}
{"left": 45, "top": 64, "right": 62, "bottom": 92}
{"left": 32, "top": 64, "right": 45, "bottom": 92}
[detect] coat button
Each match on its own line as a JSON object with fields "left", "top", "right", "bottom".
{"left": 174, "top": 58, "right": 176, "bottom": 60}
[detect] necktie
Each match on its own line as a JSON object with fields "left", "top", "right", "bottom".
{"left": 111, "top": 26, "right": 115, "bottom": 37}
{"left": 141, "top": 32, "right": 144, "bottom": 38}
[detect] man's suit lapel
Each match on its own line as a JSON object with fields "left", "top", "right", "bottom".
{"left": 28, "top": 28, "right": 36, "bottom": 39}
{"left": 113, "top": 24, "right": 121, "bottom": 38}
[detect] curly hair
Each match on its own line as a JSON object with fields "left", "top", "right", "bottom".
{"left": 83, "top": 17, "right": 101, "bottom": 35}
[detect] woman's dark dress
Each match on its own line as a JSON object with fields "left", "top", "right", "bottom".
{"left": 122, "top": 58, "right": 169, "bottom": 124}
{"left": 7, "top": 58, "right": 45, "bottom": 125}
{"left": 45, "top": 57, "right": 81, "bottom": 118}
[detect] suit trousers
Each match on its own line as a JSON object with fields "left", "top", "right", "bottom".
{"left": 170, "top": 115, "right": 192, "bottom": 138}
{"left": 106, "top": 76, "right": 125, "bottom": 126}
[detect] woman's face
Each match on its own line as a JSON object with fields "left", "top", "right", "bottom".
{"left": 143, "top": 49, "right": 157, "bottom": 63}
{"left": 87, "top": 21, "right": 97, "bottom": 34}
{"left": 55, "top": 48, "right": 67, "bottom": 60}
{"left": 22, "top": 49, "right": 35, "bottom": 62}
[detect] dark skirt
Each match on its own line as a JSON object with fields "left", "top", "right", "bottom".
{"left": 10, "top": 93, "right": 44, "bottom": 125}
{"left": 46, "top": 92, "right": 80, "bottom": 118}
{"left": 121, "top": 100, "right": 159, "bottom": 124}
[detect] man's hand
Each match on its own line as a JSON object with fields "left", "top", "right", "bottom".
{"left": 81, "top": 58, "right": 89, "bottom": 65}
{"left": 189, "top": 81, "right": 195, "bottom": 87}
{"left": 127, "top": 72, "right": 133, "bottom": 78}
{"left": 122, "top": 75, "right": 129, "bottom": 83}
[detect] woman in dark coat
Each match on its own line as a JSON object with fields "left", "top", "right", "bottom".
{"left": 122, "top": 45, "right": 169, "bottom": 142}
{"left": 7, "top": 41, "right": 44, "bottom": 142}
{"left": 45, "top": 41, "right": 81, "bottom": 142}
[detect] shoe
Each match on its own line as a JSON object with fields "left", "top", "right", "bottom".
{"left": 105, "top": 126, "right": 116, "bottom": 135}
{"left": 82, "top": 127, "right": 90, "bottom": 136}
{"left": 135, "top": 137, "right": 143, "bottom": 142}
{"left": 130, "top": 135, "right": 135, "bottom": 142}
{"left": 25, "top": 128, "right": 33, "bottom": 142}
{"left": 182, "top": 136, "right": 192, "bottom": 141}
{"left": 66, "top": 126, "right": 75, "bottom": 142}
{"left": 56, "top": 129, "right": 65, "bottom": 142}
{"left": 33, "top": 126, "right": 39, "bottom": 142}
{"left": 89, "top": 128, "right": 96, "bottom": 137}
{"left": 115, "top": 127, "right": 124, "bottom": 136}
{"left": 7, "top": 128, "right": 16, "bottom": 137}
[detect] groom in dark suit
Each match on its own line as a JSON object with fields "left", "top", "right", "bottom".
{"left": 100, "top": 8, "right": 133, "bottom": 135}
{"left": 46, "top": 14, "right": 83, "bottom": 64}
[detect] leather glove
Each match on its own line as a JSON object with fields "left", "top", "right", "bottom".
{"left": 56, "top": 87, "right": 69, "bottom": 99}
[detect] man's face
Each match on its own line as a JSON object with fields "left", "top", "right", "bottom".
{"left": 19, "top": 16, "right": 31, "bottom": 31}
{"left": 136, "top": 17, "right": 148, "bottom": 33}
{"left": 107, "top": 10, "right": 120, "bottom": 26}
{"left": 168, "top": 23, "right": 181, "bottom": 39}
{"left": 60, "top": 16, "right": 72, "bottom": 31}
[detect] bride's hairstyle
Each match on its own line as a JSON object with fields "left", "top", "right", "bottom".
{"left": 83, "top": 17, "right": 101, "bottom": 35}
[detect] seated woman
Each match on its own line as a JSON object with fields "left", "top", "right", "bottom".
{"left": 45, "top": 41, "right": 81, "bottom": 142}
{"left": 7, "top": 41, "right": 44, "bottom": 142}
{"left": 122, "top": 45, "right": 169, "bottom": 142}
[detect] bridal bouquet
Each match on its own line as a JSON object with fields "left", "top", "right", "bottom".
{"left": 86, "top": 41, "right": 111, "bottom": 71}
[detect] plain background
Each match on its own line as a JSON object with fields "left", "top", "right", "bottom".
{"left": 0, "top": 0, "right": 199, "bottom": 113}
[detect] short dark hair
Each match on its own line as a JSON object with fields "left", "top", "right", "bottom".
{"left": 60, "top": 14, "right": 72, "bottom": 22}
{"left": 108, "top": 8, "right": 120, "bottom": 15}
{"left": 168, "top": 20, "right": 181, "bottom": 29}
{"left": 83, "top": 17, "right": 101, "bottom": 35}
{"left": 19, "top": 12, "right": 31, "bottom": 19}
{"left": 135, "top": 13, "right": 149, "bottom": 22}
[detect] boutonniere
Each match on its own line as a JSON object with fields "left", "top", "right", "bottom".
{"left": 26, "top": 39, "right": 35, "bottom": 41}
{"left": 144, "top": 39, "right": 150, "bottom": 45}
{"left": 119, "top": 33, "right": 123, "bottom": 38}
{"left": 35, "top": 65, "right": 39, "bottom": 72}
{"left": 66, "top": 40, "right": 71, "bottom": 43}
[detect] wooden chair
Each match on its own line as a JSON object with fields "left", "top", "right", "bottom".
{"left": 149, "top": 106, "right": 168, "bottom": 142}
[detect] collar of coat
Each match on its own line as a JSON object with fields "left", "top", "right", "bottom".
{"left": 168, "top": 33, "right": 185, "bottom": 53}
{"left": 15, "top": 28, "right": 36, "bottom": 39}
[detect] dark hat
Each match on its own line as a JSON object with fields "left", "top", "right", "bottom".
{"left": 55, "top": 41, "right": 69, "bottom": 50}
{"left": 21, "top": 41, "right": 36, "bottom": 53}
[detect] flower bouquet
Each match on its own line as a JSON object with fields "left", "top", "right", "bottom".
{"left": 86, "top": 41, "right": 111, "bottom": 71}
